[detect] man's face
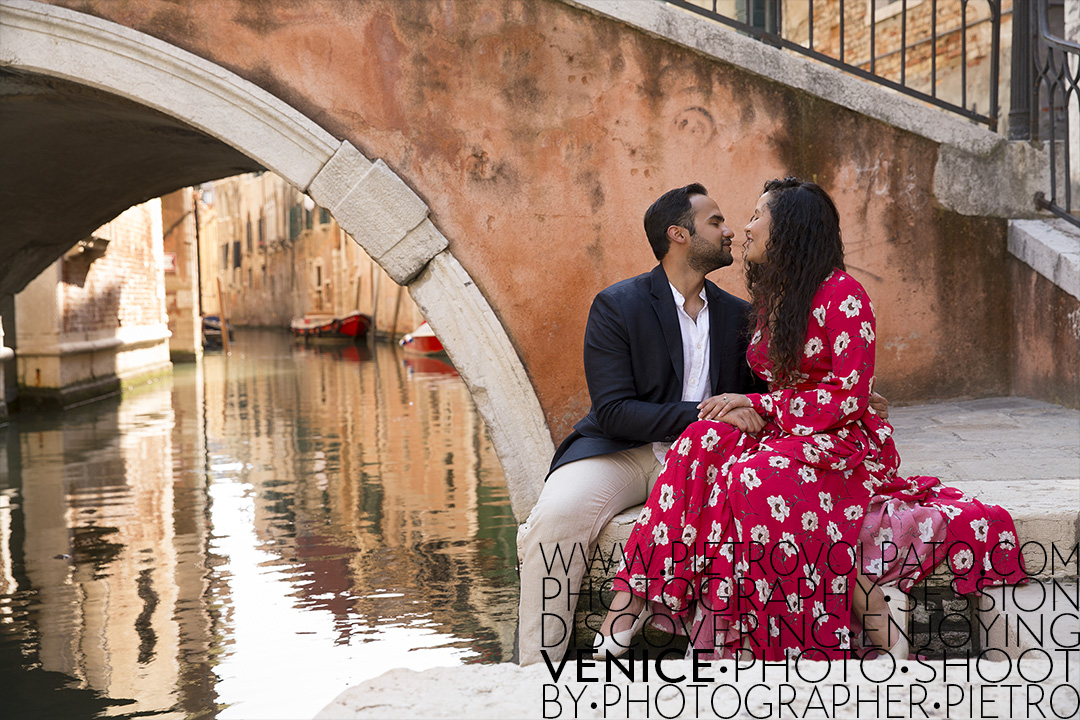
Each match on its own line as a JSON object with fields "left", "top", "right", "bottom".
{"left": 685, "top": 194, "right": 735, "bottom": 273}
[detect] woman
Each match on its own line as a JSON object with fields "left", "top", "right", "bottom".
{"left": 593, "top": 178, "right": 1026, "bottom": 661}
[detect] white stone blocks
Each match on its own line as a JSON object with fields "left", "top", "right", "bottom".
{"left": 378, "top": 219, "right": 449, "bottom": 285}
{"left": 330, "top": 159, "right": 430, "bottom": 257}
{"left": 1009, "top": 219, "right": 1080, "bottom": 300}
{"left": 310, "top": 144, "right": 444, "bottom": 284}
{"left": 305, "top": 141, "right": 375, "bottom": 208}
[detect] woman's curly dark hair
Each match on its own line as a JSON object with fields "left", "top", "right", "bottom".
{"left": 745, "top": 177, "right": 845, "bottom": 388}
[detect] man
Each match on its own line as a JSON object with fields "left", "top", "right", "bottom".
{"left": 517, "top": 183, "right": 766, "bottom": 665}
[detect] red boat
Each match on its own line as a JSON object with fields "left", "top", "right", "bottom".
{"left": 290, "top": 311, "right": 372, "bottom": 340}
{"left": 399, "top": 321, "right": 445, "bottom": 355}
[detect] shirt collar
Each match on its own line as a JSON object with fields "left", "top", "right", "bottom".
{"left": 668, "top": 282, "right": 708, "bottom": 308}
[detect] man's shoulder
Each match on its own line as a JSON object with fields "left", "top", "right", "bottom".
{"left": 597, "top": 270, "right": 654, "bottom": 301}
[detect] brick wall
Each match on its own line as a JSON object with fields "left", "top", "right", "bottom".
{"left": 62, "top": 201, "right": 166, "bottom": 337}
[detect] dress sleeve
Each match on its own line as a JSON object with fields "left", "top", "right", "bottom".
{"left": 747, "top": 277, "right": 876, "bottom": 435}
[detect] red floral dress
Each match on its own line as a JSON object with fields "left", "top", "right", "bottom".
{"left": 613, "top": 270, "right": 1026, "bottom": 660}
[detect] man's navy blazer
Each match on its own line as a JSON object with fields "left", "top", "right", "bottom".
{"left": 549, "top": 264, "right": 765, "bottom": 475}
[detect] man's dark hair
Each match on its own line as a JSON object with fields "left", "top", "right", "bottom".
{"left": 643, "top": 183, "right": 708, "bottom": 260}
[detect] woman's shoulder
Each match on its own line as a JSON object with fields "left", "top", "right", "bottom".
{"left": 812, "top": 269, "right": 873, "bottom": 321}
{"left": 817, "top": 269, "right": 869, "bottom": 300}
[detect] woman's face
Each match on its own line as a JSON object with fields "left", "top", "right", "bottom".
{"left": 744, "top": 192, "right": 771, "bottom": 264}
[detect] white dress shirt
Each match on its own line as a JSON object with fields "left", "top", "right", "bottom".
{"left": 653, "top": 283, "right": 711, "bottom": 462}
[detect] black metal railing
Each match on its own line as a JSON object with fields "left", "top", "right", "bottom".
{"left": 1028, "top": 0, "right": 1079, "bottom": 227}
{"left": 666, "top": 0, "right": 1002, "bottom": 130}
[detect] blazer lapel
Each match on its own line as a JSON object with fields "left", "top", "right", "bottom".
{"left": 650, "top": 265, "right": 685, "bottom": 386}
{"left": 706, "top": 281, "right": 729, "bottom": 394}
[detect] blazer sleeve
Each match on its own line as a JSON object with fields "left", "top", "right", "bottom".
{"left": 583, "top": 290, "right": 700, "bottom": 443}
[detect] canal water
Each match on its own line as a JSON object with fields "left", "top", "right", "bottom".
{"left": 0, "top": 330, "right": 520, "bottom": 719}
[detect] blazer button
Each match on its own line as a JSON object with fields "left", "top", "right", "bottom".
{"left": 664, "top": 435, "right": 675, "bottom": 442}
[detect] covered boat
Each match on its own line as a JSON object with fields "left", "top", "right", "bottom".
{"left": 290, "top": 310, "right": 371, "bottom": 340}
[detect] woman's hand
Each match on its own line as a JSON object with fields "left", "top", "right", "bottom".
{"left": 698, "top": 394, "right": 765, "bottom": 433}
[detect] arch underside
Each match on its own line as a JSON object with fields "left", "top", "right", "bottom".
{"left": 0, "top": 68, "right": 262, "bottom": 296}
{"left": 0, "top": 0, "right": 550, "bottom": 519}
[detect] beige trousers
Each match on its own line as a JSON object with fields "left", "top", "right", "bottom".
{"left": 516, "top": 444, "right": 663, "bottom": 665}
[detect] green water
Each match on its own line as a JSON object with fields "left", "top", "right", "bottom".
{"left": 0, "top": 329, "right": 519, "bottom": 719}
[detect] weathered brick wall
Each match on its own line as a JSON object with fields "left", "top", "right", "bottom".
{"left": 62, "top": 201, "right": 166, "bottom": 336}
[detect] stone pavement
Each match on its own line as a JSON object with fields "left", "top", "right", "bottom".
{"left": 317, "top": 655, "right": 1079, "bottom": 719}
{"left": 316, "top": 398, "right": 1080, "bottom": 720}
{"left": 884, "top": 396, "right": 1079, "bottom": 571}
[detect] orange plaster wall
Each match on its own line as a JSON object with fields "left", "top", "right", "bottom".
{"left": 1008, "top": 260, "right": 1080, "bottom": 408}
{"left": 45, "top": 0, "right": 1014, "bottom": 439}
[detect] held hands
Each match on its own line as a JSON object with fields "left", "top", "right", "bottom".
{"left": 697, "top": 393, "right": 765, "bottom": 433}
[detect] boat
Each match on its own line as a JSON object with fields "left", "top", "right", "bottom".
{"left": 202, "top": 315, "right": 234, "bottom": 349}
{"left": 399, "top": 321, "right": 445, "bottom": 355}
{"left": 290, "top": 310, "right": 372, "bottom": 340}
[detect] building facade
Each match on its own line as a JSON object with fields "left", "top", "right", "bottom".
{"left": 14, "top": 200, "right": 172, "bottom": 409}
{"left": 198, "top": 172, "right": 424, "bottom": 339}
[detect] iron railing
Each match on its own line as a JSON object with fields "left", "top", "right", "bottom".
{"left": 1028, "top": 0, "right": 1079, "bottom": 227}
{"left": 666, "top": 0, "right": 1002, "bottom": 130}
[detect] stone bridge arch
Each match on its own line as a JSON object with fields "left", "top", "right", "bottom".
{"left": 0, "top": 0, "right": 551, "bottom": 519}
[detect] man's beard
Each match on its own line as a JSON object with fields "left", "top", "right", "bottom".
{"left": 687, "top": 232, "right": 734, "bottom": 273}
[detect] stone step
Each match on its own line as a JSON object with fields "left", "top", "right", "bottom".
{"left": 577, "top": 397, "right": 1080, "bottom": 656}
{"left": 1009, "top": 218, "right": 1080, "bottom": 301}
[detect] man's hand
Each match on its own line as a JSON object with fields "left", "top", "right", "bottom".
{"left": 869, "top": 376, "right": 889, "bottom": 421}
{"left": 698, "top": 393, "right": 764, "bottom": 433}
{"left": 698, "top": 393, "right": 751, "bottom": 420}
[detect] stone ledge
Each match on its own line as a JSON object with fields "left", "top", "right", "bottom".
{"left": 1009, "top": 219, "right": 1080, "bottom": 300}
{"left": 317, "top": 654, "right": 1079, "bottom": 719}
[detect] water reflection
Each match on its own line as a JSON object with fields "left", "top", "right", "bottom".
{"left": 0, "top": 330, "right": 518, "bottom": 719}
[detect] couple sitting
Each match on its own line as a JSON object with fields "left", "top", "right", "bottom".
{"left": 517, "top": 178, "right": 1025, "bottom": 664}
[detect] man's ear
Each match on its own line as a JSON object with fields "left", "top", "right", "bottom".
{"left": 667, "top": 225, "right": 687, "bottom": 246}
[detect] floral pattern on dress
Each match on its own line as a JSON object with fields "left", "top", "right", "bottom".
{"left": 613, "top": 270, "right": 1027, "bottom": 660}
